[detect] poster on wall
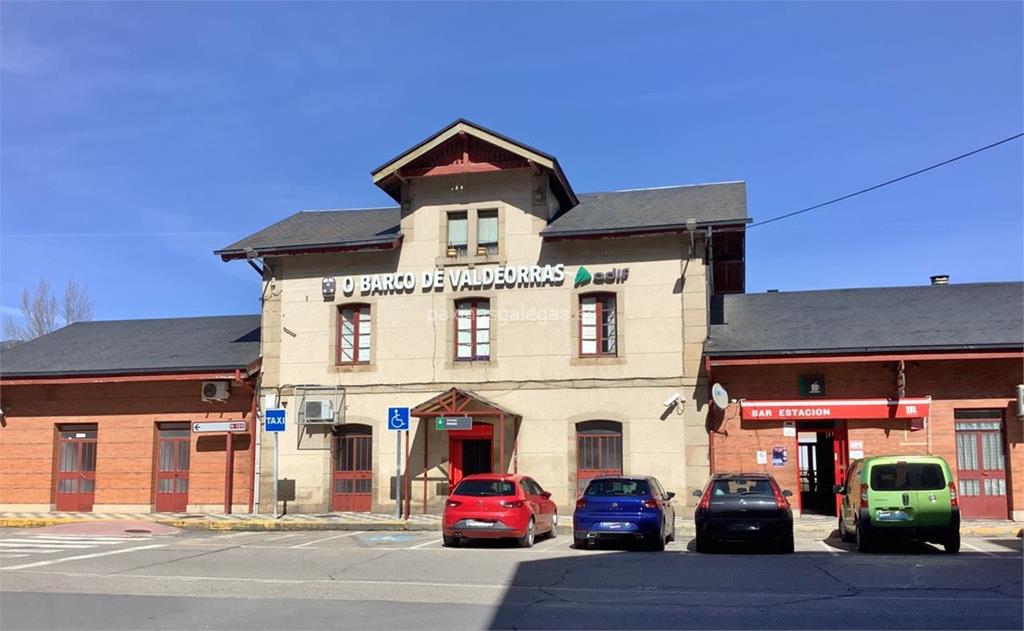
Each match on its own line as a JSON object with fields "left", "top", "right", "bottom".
{"left": 756, "top": 450, "right": 768, "bottom": 465}
{"left": 772, "top": 446, "right": 788, "bottom": 467}
{"left": 782, "top": 422, "right": 796, "bottom": 437}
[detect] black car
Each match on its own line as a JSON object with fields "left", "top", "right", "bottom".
{"left": 693, "top": 473, "right": 794, "bottom": 553}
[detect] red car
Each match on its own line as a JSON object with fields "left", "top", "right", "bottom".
{"left": 442, "top": 474, "right": 558, "bottom": 548}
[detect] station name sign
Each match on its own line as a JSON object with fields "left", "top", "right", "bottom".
{"left": 335, "top": 264, "right": 630, "bottom": 297}
{"left": 740, "top": 398, "right": 931, "bottom": 421}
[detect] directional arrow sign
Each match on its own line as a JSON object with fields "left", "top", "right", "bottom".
{"left": 434, "top": 416, "right": 472, "bottom": 431}
{"left": 192, "top": 421, "right": 247, "bottom": 433}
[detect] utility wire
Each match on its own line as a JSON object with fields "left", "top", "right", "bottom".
{"left": 750, "top": 133, "right": 1023, "bottom": 228}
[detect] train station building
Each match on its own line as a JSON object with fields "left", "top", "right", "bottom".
{"left": 215, "top": 119, "right": 750, "bottom": 515}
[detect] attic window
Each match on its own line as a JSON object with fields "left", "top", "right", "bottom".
{"left": 447, "top": 211, "right": 468, "bottom": 257}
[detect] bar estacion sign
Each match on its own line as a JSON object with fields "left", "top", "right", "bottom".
{"left": 740, "top": 398, "right": 931, "bottom": 421}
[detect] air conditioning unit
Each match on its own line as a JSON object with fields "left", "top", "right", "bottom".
{"left": 304, "top": 399, "right": 335, "bottom": 423}
{"left": 201, "top": 381, "right": 230, "bottom": 402}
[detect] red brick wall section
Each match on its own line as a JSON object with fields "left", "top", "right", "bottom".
{"left": 0, "top": 379, "right": 255, "bottom": 511}
{"left": 708, "top": 358, "right": 1021, "bottom": 518}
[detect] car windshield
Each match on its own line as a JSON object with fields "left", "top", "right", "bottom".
{"left": 453, "top": 479, "right": 516, "bottom": 496}
{"left": 585, "top": 479, "right": 650, "bottom": 496}
{"left": 709, "top": 479, "right": 774, "bottom": 496}
{"left": 870, "top": 463, "right": 946, "bottom": 491}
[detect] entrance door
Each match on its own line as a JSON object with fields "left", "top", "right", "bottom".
{"left": 155, "top": 424, "right": 190, "bottom": 512}
{"left": 796, "top": 422, "right": 846, "bottom": 516}
{"left": 955, "top": 412, "right": 1008, "bottom": 519}
{"left": 55, "top": 425, "right": 97, "bottom": 512}
{"left": 332, "top": 426, "right": 373, "bottom": 512}
{"left": 832, "top": 424, "right": 849, "bottom": 516}
{"left": 448, "top": 423, "right": 494, "bottom": 488}
{"left": 575, "top": 420, "right": 623, "bottom": 495}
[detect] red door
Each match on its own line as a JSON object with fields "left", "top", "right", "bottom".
{"left": 55, "top": 426, "right": 97, "bottom": 512}
{"left": 955, "top": 416, "right": 1008, "bottom": 519}
{"left": 333, "top": 426, "right": 372, "bottom": 512}
{"left": 576, "top": 423, "right": 623, "bottom": 495}
{"left": 448, "top": 422, "right": 494, "bottom": 488}
{"left": 155, "top": 424, "right": 190, "bottom": 512}
{"left": 832, "top": 423, "right": 849, "bottom": 517}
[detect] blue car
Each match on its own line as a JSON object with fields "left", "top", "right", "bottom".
{"left": 573, "top": 476, "right": 676, "bottom": 550}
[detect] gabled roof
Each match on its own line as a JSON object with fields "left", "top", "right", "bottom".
{"left": 216, "top": 182, "right": 748, "bottom": 259}
{"left": 705, "top": 282, "right": 1024, "bottom": 357}
{"left": 0, "top": 315, "right": 261, "bottom": 378}
{"left": 542, "top": 182, "right": 749, "bottom": 239}
{"left": 371, "top": 118, "right": 578, "bottom": 208}
{"left": 215, "top": 208, "right": 400, "bottom": 261}
{"left": 410, "top": 387, "right": 519, "bottom": 417}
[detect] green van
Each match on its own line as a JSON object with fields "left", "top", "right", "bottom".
{"left": 835, "top": 455, "right": 960, "bottom": 553}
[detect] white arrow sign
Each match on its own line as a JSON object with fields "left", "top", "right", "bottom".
{"left": 192, "top": 421, "right": 247, "bottom": 433}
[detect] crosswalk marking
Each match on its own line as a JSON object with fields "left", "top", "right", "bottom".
{"left": 0, "top": 533, "right": 154, "bottom": 564}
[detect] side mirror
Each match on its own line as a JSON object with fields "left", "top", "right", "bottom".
{"left": 833, "top": 485, "right": 846, "bottom": 495}
{"left": 692, "top": 489, "right": 702, "bottom": 497}
{"left": 666, "top": 492, "right": 676, "bottom": 500}
{"left": 782, "top": 489, "right": 793, "bottom": 497}
{"left": 541, "top": 491, "right": 552, "bottom": 499}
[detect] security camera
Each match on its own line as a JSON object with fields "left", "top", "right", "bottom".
{"left": 663, "top": 393, "right": 681, "bottom": 408}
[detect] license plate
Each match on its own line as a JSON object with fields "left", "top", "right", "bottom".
{"left": 728, "top": 522, "right": 760, "bottom": 531}
{"left": 876, "top": 510, "right": 909, "bottom": 521}
{"left": 465, "top": 519, "right": 494, "bottom": 527}
{"left": 600, "top": 521, "right": 626, "bottom": 529}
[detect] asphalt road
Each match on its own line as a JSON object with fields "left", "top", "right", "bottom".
{"left": 1, "top": 524, "right": 1020, "bottom": 630}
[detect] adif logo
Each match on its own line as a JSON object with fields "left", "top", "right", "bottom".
{"left": 574, "top": 267, "right": 593, "bottom": 287}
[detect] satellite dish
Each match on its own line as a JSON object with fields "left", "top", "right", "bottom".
{"left": 711, "top": 383, "right": 729, "bottom": 410}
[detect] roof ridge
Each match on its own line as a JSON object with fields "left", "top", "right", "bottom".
{"left": 66, "top": 314, "right": 259, "bottom": 325}
{"left": 298, "top": 206, "right": 400, "bottom": 214}
{"left": 583, "top": 181, "right": 745, "bottom": 194}
{"left": 738, "top": 281, "right": 1024, "bottom": 297}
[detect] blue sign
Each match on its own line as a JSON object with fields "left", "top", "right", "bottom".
{"left": 265, "top": 408, "right": 286, "bottom": 433}
{"left": 388, "top": 407, "right": 410, "bottom": 431}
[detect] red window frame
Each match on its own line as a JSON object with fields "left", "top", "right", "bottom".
{"left": 576, "top": 421, "right": 623, "bottom": 494}
{"left": 454, "top": 299, "right": 490, "bottom": 361}
{"left": 337, "top": 304, "right": 371, "bottom": 365}
{"left": 579, "top": 292, "right": 617, "bottom": 357}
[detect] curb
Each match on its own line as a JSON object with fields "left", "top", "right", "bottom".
{"left": 3, "top": 517, "right": 1020, "bottom": 538}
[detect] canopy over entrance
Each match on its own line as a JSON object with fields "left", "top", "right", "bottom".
{"left": 408, "top": 387, "right": 521, "bottom": 516}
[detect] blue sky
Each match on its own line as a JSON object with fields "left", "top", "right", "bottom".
{"left": 2, "top": 2, "right": 1021, "bottom": 323}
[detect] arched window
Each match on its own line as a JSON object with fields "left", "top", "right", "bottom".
{"left": 579, "top": 293, "right": 616, "bottom": 356}
{"left": 337, "top": 304, "right": 371, "bottom": 364}
{"left": 454, "top": 298, "right": 490, "bottom": 361}
{"left": 332, "top": 424, "right": 372, "bottom": 511}
{"left": 576, "top": 420, "right": 623, "bottom": 494}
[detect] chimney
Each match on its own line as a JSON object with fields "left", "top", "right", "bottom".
{"left": 930, "top": 275, "right": 950, "bottom": 286}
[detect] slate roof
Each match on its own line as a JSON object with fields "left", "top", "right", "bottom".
{"left": 0, "top": 315, "right": 261, "bottom": 378}
{"left": 705, "top": 282, "right": 1024, "bottom": 356}
{"left": 216, "top": 208, "right": 401, "bottom": 260}
{"left": 541, "top": 182, "right": 749, "bottom": 238}
{"left": 217, "top": 182, "right": 747, "bottom": 259}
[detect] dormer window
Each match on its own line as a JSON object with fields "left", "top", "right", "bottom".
{"left": 447, "top": 211, "right": 468, "bottom": 257}
{"left": 477, "top": 209, "right": 498, "bottom": 256}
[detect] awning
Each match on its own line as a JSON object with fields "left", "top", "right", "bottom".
{"left": 740, "top": 397, "right": 931, "bottom": 421}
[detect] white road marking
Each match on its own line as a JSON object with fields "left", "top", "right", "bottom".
{"left": 21, "top": 536, "right": 145, "bottom": 542}
{"left": 0, "top": 549, "right": 59, "bottom": 554}
{"left": 963, "top": 542, "right": 998, "bottom": 557}
{"left": 1, "top": 544, "right": 166, "bottom": 571}
{"left": 290, "top": 531, "right": 365, "bottom": 548}
{"left": 0, "top": 542, "right": 96, "bottom": 549}
{"left": 265, "top": 533, "right": 302, "bottom": 542}
{"left": 818, "top": 541, "right": 840, "bottom": 556}
{"left": 10, "top": 568, "right": 1019, "bottom": 602}
{"left": 216, "top": 532, "right": 259, "bottom": 539}
{"left": 407, "top": 538, "right": 443, "bottom": 550}
{"left": 0, "top": 553, "right": 29, "bottom": 558}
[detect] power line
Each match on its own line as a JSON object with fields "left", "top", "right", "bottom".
{"left": 750, "top": 133, "right": 1023, "bottom": 228}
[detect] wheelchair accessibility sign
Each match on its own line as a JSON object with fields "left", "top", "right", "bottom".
{"left": 388, "top": 407, "right": 410, "bottom": 431}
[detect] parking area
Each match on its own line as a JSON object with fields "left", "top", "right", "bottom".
{"left": 1, "top": 526, "right": 1021, "bottom": 630}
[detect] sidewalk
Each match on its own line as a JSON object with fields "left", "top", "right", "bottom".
{"left": 1, "top": 511, "right": 1020, "bottom": 537}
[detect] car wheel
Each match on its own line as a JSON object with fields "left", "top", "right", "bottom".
{"left": 574, "top": 536, "right": 589, "bottom": 550}
{"left": 778, "top": 534, "right": 795, "bottom": 554}
{"left": 650, "top": 534, "right": 666, "bottom": 552}
{"left": 519, "top": 518, "right": 536, "bottom": 548}
{"left": 695, "top": 533, "right": 711, "bottom": 553}
{"left": 838, "top": 516, "right": 855, "bottom": 543}
{"left": 943, "top": 529, "right": 961, "bottom": 554}
{"left": 442, "top": 535, "right": 460, "bottom": 548}
{"left": 548, "top": 513, "right": 558, "bottom": 539}
{"left": 669, "top": 523, "right": 676, "bottom": 543}
{"left": 855, "top": 520, "right": 872, "bottom": 553}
